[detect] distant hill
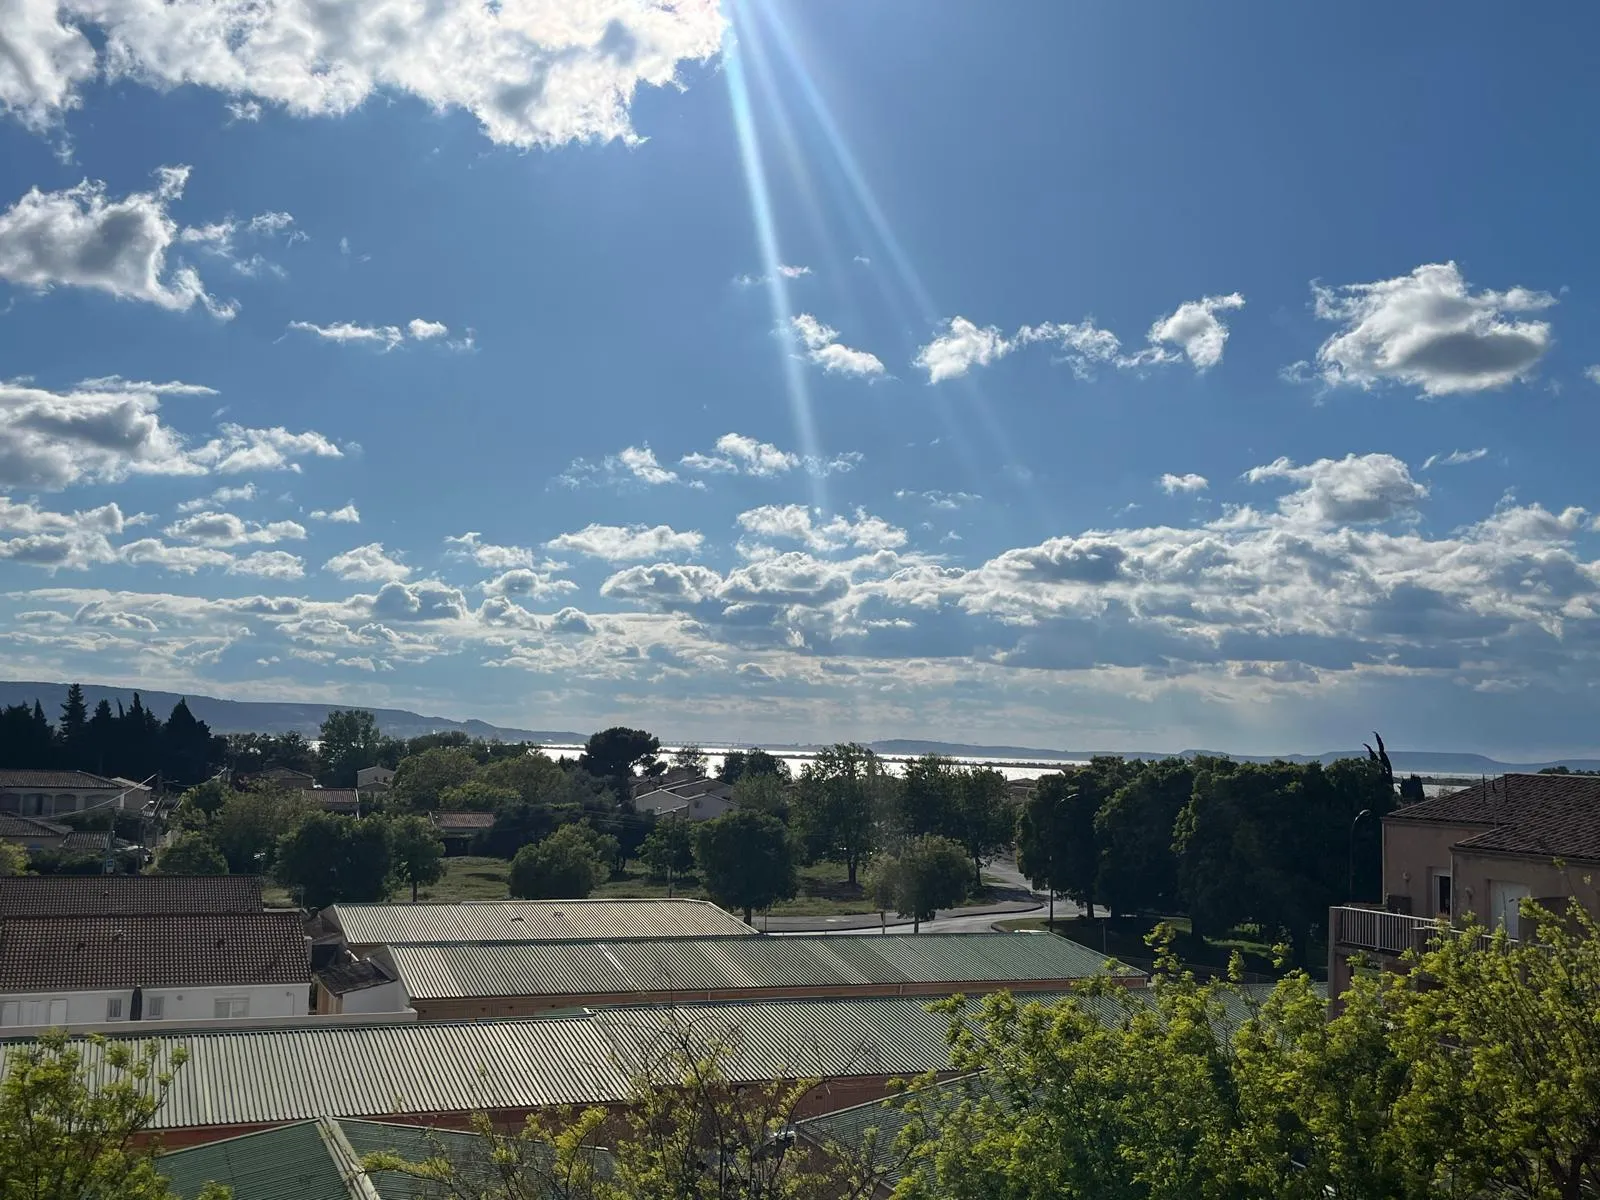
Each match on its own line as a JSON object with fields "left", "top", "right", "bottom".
{"left": 0, "top": 681, "right": 583, "bottom": 743}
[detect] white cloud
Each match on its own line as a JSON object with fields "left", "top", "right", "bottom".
{"left": 444, "top": 531, "right": 535, "bottom": 570}
{"left": 225, "top": 99, "right": 262, "bottom": 122}
{"left": 914, "top": 317, "right": 1013, "bottom": 383}
{"left": 324, "top": 542, "right": 411, "bottom": 582}
{"left": 599, "top": 562, "right": 723, "bottom": 609}
{"left": 309, "top": 503, "right": 360, "bottom": 523}
{"left": 407, "top": 318, "right": 448, "bottom": 340}
{"left": 230, "top": 550, "right": 304, "bottom": 579}
{"left": 1311, "top": 262, "right": 1554, "bottom": 395}
{"left": 1585, "top": 366, "right": 1600, "bottom": 386}
{"left": 0, "top": 497, "right": 128, "bottom": 570}
{"left": 287, "top": 320, "right": 403, "bottom": 350}
{"left": 1422, "top": 448, "right": 1488, "bottom": 470}
{"left": 735, "top": 264, "right": 811, "bottom": 285}
{"left": 791, "top": 314, "right": 885, "bottom": 378}
{"left": 118, "top": 538, "right": 235, "bottom": 573}
{"left": 558, "top": 444, "right": 681, "bottom": 489}
{"left": 736, "top": 505, "right": 907, "bottom": 553}
{"left": 480, "top": 568, "right": 578, "bottom": 600}
{"left": 547, "top": 523, "right": 703, "bottom": 561}
{"left": 164, "top": 510, "right": 306, "bottom": 545}
{"left": 2, "top": 0, "right": 723, "bottom": 149}
{"left": 0, "top": 376, "right": 336, "bottom": 489}
{"left": 681, "top": 433, "right": 800, "bottom": 477}
{"left": 1244, "top": 453, "right": 1427, "bottom": 525}
{"left": 0, "top": 166, "right": 235, "bottom": 317}
{"left": 1159, "top": 473, "right": 1209, "bottom": 494}
{"left": 1144, "top": 293, "right": 1245, "bottom": 370}
{"left": 177, "top": 483, "right": 257, "bottom": 513}
{"left": 370, "top": 579, "right": 468, "bottom": 622}
{"left": 895, "top": 489, "right": 980, "bottom": 509}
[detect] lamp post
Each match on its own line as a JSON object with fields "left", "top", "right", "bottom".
{"left": 1347, "top": 808, "right": 1372, "bottom": 901}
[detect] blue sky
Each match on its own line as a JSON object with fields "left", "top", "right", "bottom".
{"left": 3, "top": 1, "right": 1599, "bottom": 756}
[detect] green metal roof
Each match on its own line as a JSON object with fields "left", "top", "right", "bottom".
{"left": 159, "top": 1121, "right": 352, "bottom": 1200}
{"left": 330, "top": 899, "right": 756, "bottom": 946}
{"left": 384, "top": 932, "right": 1139, "bottom": 1001}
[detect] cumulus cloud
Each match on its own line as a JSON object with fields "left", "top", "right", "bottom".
{"left": 917, "top": 293, "right": 1245, "bottom": 383}
{"left": 913, "top": 317, "right": 1013, "bottom": 383}
{"left": 681, "top": 433, "right": 800, "bottom": 477}
{"left": 324, "top": 542, "right": 410, "bottom": 582}
{"left": 177, "top": 483, "right": 257, "bottom": 513}
{"left": 557, "top": 444, "right": 681, "bottom": 489}
{"left": 444, "top": 531, "right": 535, "bottom": 569}
{"left": 547, "top": 523, "right": 703, "bottom": 561}
{"left": 0, "top": 497, "right": 128, "bottom": 569}
{"left": 1310, "top": 262, "right": 1554, "bottom": 395}
{"left": 895, "top": 489, "right": 981, "bottom": 509}
{"left": 0, "top": 376, "right": 337, "bottom": 489}
{"left": 1244, "top": 453, "right": 1427, "bottom": 525}
{"left": 407, "top": 318, "right": 448, "bottom": 340}
{"left": 480, "top": 567, "right": 578, "bottom": 600}
{"left": 1586, "top": 366, "right": 1600, "bottom": 386}
{"left": 1159, "top": 473, "right": 1209, "bottom": 494}
{"left": 0, "top": 166, "right": 237, "bottom": 316}
{"left": 736, "top": 505, "right": 907, "bottom": 553}
{"left": 1422, "top": 448, "right": 1488, "bottom": 470}
{"left": 370, "top": 579, "right": 469, "bottom": 622}
{"left": 791, "top": 314, "right": 885, "bottom": 378}
{"left": 1, "top": 0, "right": 724, "bottom": 149}
{"left": 735, "top": 264, "right": 810, "bottom": 285}
{"left": 230, "top": 549, "right": 304, "bottom": 579}
{"left": 309, "top": 503, "right": 360, "bottom": 522}
{"left": 164, "top": 510, "right": 305, "bottom": 545}
{"left": 599, "top": 562, "right": 723, "bottom": 609}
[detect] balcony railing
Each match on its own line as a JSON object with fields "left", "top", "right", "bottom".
{"left": 1330, "top": 906, "right": 1510, "bottom": 957}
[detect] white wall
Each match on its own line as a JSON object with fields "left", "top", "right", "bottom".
{"left": 337, "top": 980, "right": 406, "bottom": 1014}
{"left": 0, "top": 982, "right": 308, "bottom": 1030}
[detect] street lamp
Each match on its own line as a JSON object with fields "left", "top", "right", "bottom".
{"left": 1347, "top": 808, "right": 1372, "bottom": 901}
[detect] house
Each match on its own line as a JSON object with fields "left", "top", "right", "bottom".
{"left": 0, "top": 815, "right": 70, "bottom": 853}
{"left": 323, "top": 897, "right": 758, "bottom": 956}
{"left": 367, "top": 931, "right": 1143, "bottom": 1020}
{"left": 0, "top": 909, "right": 310, "bottom": 1029}
{"left": 257, "top": 766, "right": 315, "bottom": 788}
{"left": 0, "top": 873, "right": 267, "bottom": 916}
{"left": 632, "top": 775, "right": 735, "bottom": 821}
{"left": 630, "top": 767, "right": 701, "bottom": 800}
{"left": 298, "top": 787, "right": 363, "bottom": 815}
{"left": 1328, "top": 773, "right": 1600, "bottom": 994}
{"left": 356, "top": 765, "right": 395, "bottom": 789}
{"left": 430, "top": 809, "right": 494, "bottom": 854}
{"left": 0, "top": 770, "right": 145, "bottom": 818}
{"left": 313, "top": 956, "right": 404, "bottom": 1015}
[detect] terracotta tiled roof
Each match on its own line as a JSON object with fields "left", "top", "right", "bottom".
{"left": 0, "top": 874, "right": 265, "bottom": 916}
{"left": 1388, "top": 773, "right": 1600, "bottom": 862}
{"left": 0, "top": 815, "right": 70, "bottom": 839}
{"left": 301, "top": 789, "right": 362, "bottom": 811}
{"left": 432, "top": 811, "right": 494, "bottom": 831}
{"left": 0, "top": 770, "right": 128, "bottom": 790}
{"left": 0, "top": 911, "right": 310, "bottom": 990}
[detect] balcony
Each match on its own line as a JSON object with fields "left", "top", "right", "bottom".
{"left": 1330, "top": 905, "right": 1507, "bottom": 958}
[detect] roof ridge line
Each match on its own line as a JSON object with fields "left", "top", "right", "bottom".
{"left": 317, "top": 1114, "right": 384, "bottom": 1200}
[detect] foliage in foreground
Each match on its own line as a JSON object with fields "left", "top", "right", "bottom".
{"left": 0, "top": 1033, "right": 225, "bottom": 1200}
{"left": 886, "top": 900, "right": 1600, "bottom": 1200}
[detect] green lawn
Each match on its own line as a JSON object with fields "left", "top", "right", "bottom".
{"left": 994, "top": 913, "right": 1318, "bottom": 981}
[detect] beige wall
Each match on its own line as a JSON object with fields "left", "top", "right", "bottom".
{"left": 1449, "top": 849, "right": 1600, "bottom": 928}
{"left": 1382, "top": 819, "right": 1489, "bottom": 915}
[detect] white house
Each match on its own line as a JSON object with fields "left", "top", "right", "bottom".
{"left": 0, "top": 770, "right": 147, "bottom": 818}
{"left": 0, "top": 910, "right": 311, "bottom": 1029}
{"left": 632, "top": 776, "right": 735, "bottom": 822}
{"left": 356, "top": 765, "right": 395, "bottom": 789}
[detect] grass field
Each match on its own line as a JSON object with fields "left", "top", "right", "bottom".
{"left": 994, "top": 913, "right": 1317, "bottom": 981}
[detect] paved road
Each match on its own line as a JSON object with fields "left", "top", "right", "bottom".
{"left": 761, "top": 857, "right": 1092, "bottom": 936}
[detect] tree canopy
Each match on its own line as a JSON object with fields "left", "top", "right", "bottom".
{"left": 274, "top": 811, "right": 394, "bottom": 909}
{"left": 794, "top": 744, "right": 892, "bottom": 886}
{"left": 508, "top": 824, "right": 612, "bottom": 900}
{"left": 388, "top": 814, "right": 446, "bottom": 902}
{"left": 154, "top": 831, "right": 228, "bottom": 875}
{"left": 695, "top": 809, "right": 795, "bottom": 923}
{"left": 867, "top": 836, "right": 970, "bottom": 933}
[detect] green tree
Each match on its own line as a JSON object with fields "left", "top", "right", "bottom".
{"left": 317, "top": 708, "right": 388, "bottom": 787}
{"left": 439, "top": 779, "right": 520, "bottom": 811}
{"left": 390, "top": 746, "right": 479, "bottom": 811}
{"left": 211, "top": 784, "right": 310, "bottom": 874}
{"left": 670, "top": 744, "right": 709, "bottom": 773}
{"left": 950, "top": 767, "right": 1013, "bottom": 889}
{"left": 793, "top": 744, "right": 891, "bottom": 886}
{"left": 58, "top": 682, "right": 88, "bottom": 767}
{"left": 481, "top": 800, "right": 560, "bottom": 859}
{"left": 154, "top": 832, "right": 228, "bottom": 875}
{"left": 731, "top": 771, "right": 788, "bottom": 817}
{"left": 1016, "top": 759, "right": 1137, "bottom": 919}
{"left": 639, "top": 819, "right": 695, "bottom": 880}
{"left": 179, "top": 777, "right": 231, "bottom": 821}
{"left": 578, "top": 726, "right": 662, "bottom": 796}
{"left": 274, "top": 811, "right": 393, "bottom": 909}
{"left": 896, "top": 755, "right": 960, "bottom": 840}
{"left": 717, "top": 747, "right": 791, "bottom": 784}
{"left": 85, "top": 699, "right": 115, "bottom": 775}
{"left": 388, "top": 814, "right": 446, "bottom": 902}
{"left": 0, "top": 843, "right": 28, "bottom": 876}
{"left": 478, "top": 751, "right": 568, "bottom": 804}
{"left": 160, "top": 698, "right": 223, "bottom": 788}
{"left": 508, "top": 824, "right": 609, "bottom": 899}
{"left": 0, "top": 1033, "right": 224, "bottom": 1200}
{"left": 865, "top": 837, "right": 970, "bottom": 933}
{"left": 1094, "top": 758, "right": 1193, "bottom": 916}
{"left": 695, "top": 809, "right": 795, "bottom": 924}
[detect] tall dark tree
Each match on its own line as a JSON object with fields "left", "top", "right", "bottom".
{"left": 695, "top": 809, "right": 796, "bottom": 924}
{"left": 160, "top": 699, "right": 221, "bottom": 787}
{"left": 0, "top": 705, "right": 54, "bottom": 769}
{"left": 84, "top": 701, "right": 115, "bottom": 775}
{"left": 793, "top": 743, "right": 893, "bottom": 886}
{"left": 1017, "top": 758, "right": 1138, "bottom": 919}
{"left": 1094, "top": 757, "right": 1194, "bottom": 916}
{"left": 950, "top": 766, "right": 1014, "bottom": 888}
{"left": 578, "top": 727, "right": 662, "bottom": 796}
{"left": 317, "top": 709, "right": 387, "bottom": 787}
{"left": 114, "top": 694, "right": 162, "bottom": 781}
{"left": 896, "top": 755, "right": 960, "bottom": 840}
{"left": 58, "top": 684, "right": 88, "bottom": 767}
{"left": 274, "top": 811, "right": 394, "bottom": 909}
{"left": 716, "top": 748, "right": 790, "bottom": 785}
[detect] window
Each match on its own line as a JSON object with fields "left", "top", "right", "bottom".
{"left": 5, "top": 998, "right": 67, "bottom": 1027}
{"left": 106, "top": 996, "right": 123, "bottom": 1021}
{"left": 146, "top": 995, "right": 164, "bottom": 1020}
{"left": 213, "top": 997, "right": 249, "bottom": 1019}
{"left": 1431, "top": 868, "right": 1452, "bottom": 915}
{"left": 0, "top": 1002, "right": 16, "bottom": 1027}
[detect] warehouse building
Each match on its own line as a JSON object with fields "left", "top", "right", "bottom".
{"left": 363, "top": 931, "right": 1140, "bottom": 1020}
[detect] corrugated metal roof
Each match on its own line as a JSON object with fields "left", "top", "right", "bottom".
{"left": 159, "top": 1120, "right": 351, "bottom": 1200}
{"left": 330, "top": 899, "right": 756, "bottom": 946}
{"left": 385, "top": 932, "right": 1138, "bottom": 1001}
